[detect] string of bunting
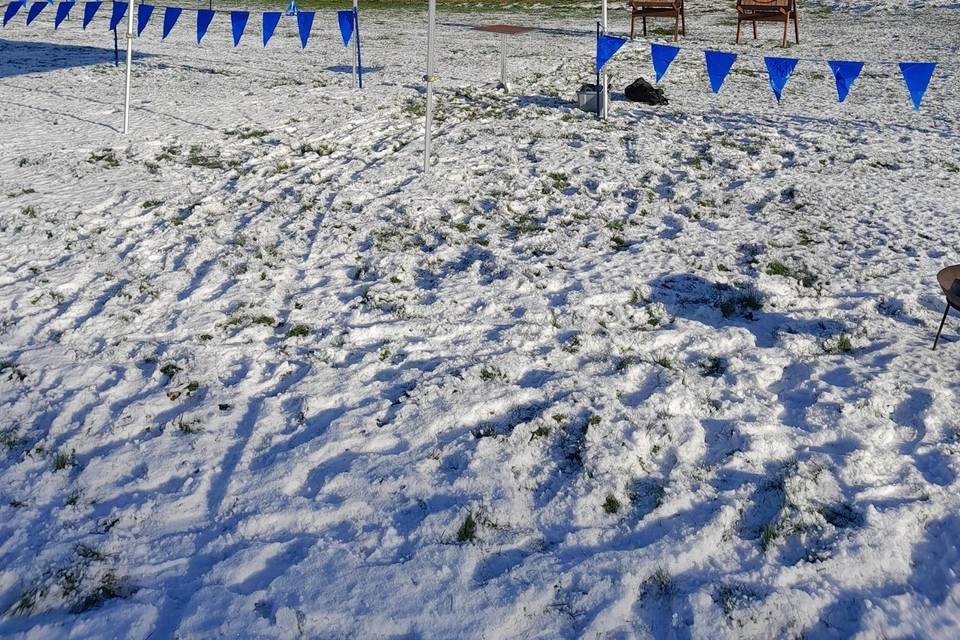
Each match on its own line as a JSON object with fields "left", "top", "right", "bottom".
{"left": 2, "top": 0, "right": 361, "bottom": 51}
{"left": 4, "top": 2, "right": 939, "bottom": 107}
{"left": 597, "top": 34, "right": 939, "bottom": 110}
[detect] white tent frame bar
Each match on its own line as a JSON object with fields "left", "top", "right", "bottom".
{"left": 423, "top": 0, "right": 436, "bottom": 172}
{"left": 122, "top": 0, "right": 134, "bottom": 133}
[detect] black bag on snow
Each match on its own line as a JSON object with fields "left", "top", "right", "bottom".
{"left": 624, "top": 77, "right": 668, "bottom": 105}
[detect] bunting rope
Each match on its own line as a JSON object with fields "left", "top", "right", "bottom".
{"left": 5, "top": 3, "right": 952, "bottom": 77}
{"left": 2, "top": 0, "right": 364, "bottom": 134}
{"left": 2, "top": 0, "right": 363, "bottom": 50}
{"left": 595, "top": 37, "right": 943, "bottom": 110}
{"left": 2, "top": 1, "right": 952, "bottom": 138}
{"left": 436, "top": 20, "right": 960, "bottom": 67}
{"left": 433, "top": 19, "right": 952, "bottom": 112}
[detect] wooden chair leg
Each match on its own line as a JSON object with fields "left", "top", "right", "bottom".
{"left": 736, "top": 18, "right": 741, "bottom": 44}
{"left": 793, "top": 11, "right": 799, "bottom": 43}
{"left": 933, "top": 303, "right": 951, "bottom": 350}
{"left": 681, "top": 7, "right": 686, "bottom": 35}
{"left": 630, "top": 12, "right": 635, "bottom": 39}
{"left": 752, "top": 20, "right": 757, "bottom": 39}
{"left": 642, "top": 16, "right": 647, "bottom": 37}
{"left": 673, "top": 14, "right": 679, "bottom": 41}
{"left": 782, "top": 17, "right": 788, "bottom": 47}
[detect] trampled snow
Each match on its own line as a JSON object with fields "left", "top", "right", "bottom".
{"left": 1, "top": 3, "right": 959, "bottom": 638}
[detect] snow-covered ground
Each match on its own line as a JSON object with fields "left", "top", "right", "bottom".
{"left": 1, "top": 2, "right": 960, "bottom": 638}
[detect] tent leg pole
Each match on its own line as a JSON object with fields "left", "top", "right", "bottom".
{"left": 933, "top": 303, "right": 950, "bottom": 350}
{"left": 354, "top": 5, "right": 362, "bottom": 89}
{"left": 499, "top": 33, "right": 507, "bottom": 91}
{"left": 423, "top": 0, "right": 436, "bottom": 172}
{"left": 595, "top": 22, "right": 600, "bottom": 119}
{"left": 352, "top": 0, "right": 359, "bottom": 88}
{"left": 601, "top": 0, "right": 608, "bottom": 119}
{"left": 122, "top": 0, "right": 134, "bottom": 134}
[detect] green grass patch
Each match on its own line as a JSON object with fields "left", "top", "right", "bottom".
{"left": 826, "top": 334, "right": 853, "bottom": 354}
{"left": 547, "top": 171, "right": 570, "bottom": 190}
{"left": 53, "top": 451, "right": 76, "bottom": 472}
{"left": 251, "top": 315, "right": 277, "bottom": 327}
{"left": 226, "top": 126, "right": 269, "bottom": 139}
{"left": 456, "top": 512, "right": 477, "bottom": 543}
{"left": 648, "top": 26, "right": 678, "bottom": 37}
{"left": 0, "top": 428, "right": 22, "bottom": 450}
{"left": 88, "top": 148, "right": 119, "bottom": 168}
{"left": 285, "top": 325, "right": 310, "bottom": 338}
{"left": 765, "top": 261, "right": 790, "bottom": 277}
{"left": 530, "top": 425, "right": 550, "bottom": 440}
{"left": 160, "top": 363, "right": 180, "bottom": 379}
{"left": 603, "top": 494, "right": 621, "bottom": 514}
{"left": 1, "top": 360, "right": 26, "bottom": 382}
{"left": 719, "top": 293, "right": 763, "bottom": 319}
{"left": 699, "top": 356, "right": 725, "bottom": 378}
{"left": 187, "top": 144, "right": 226, "bottom": 169}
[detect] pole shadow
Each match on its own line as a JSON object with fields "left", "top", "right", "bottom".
{"left": 0, "top": 37, "right": 152, "bottom": 79}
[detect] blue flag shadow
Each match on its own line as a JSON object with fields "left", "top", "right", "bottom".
{"left": 0, "top": 37, "right": 152, "bottom": 78}
{"left": 323, "top": 64, "right": 382, "bottom": 74}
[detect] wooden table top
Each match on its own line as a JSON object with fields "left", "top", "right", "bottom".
{"left": 472, "top": 24, "right": 536, "bottom": 35}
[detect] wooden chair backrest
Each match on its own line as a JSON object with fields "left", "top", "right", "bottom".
{"left": 738, "top": 0, "right": 791, "bottom": 8}
{"left": 629, "top": 0, "right": 681, "bottom": 7}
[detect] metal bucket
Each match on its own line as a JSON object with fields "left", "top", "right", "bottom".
{"left": 576, "top": 84, "right": 604, "bottom": 113}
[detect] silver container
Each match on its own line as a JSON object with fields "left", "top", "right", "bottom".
{"left": 576, "top": 84, "right": 604, "bottom": 113}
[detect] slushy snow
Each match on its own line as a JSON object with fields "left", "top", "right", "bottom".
{"left": 1, "top": 2, "right": 960, "bottom": 638}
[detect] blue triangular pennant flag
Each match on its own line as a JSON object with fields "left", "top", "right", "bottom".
{"left": 107, "top": 0, "right": 124, "bottom": 30}
{"left": 196, "top": 8, "right": 213, "bottom": 44}
{"left": 136, "top": 2, "right": 152, "bottom": 35}
{"left": 826, "top": 60, "right": 863, "bottom": 103}
{"left": 297, "top": 10, "right": 313, "bottom": 48}
{"left": 651, "top": 43, "right": 680, "bottom": 83}
{"left": 285, "top": 0, "right": 297, "bottom": 15}
{"left": 230, "top": 10, "right": 247, "bottom": 46}
{"left": 262, "top": 11, "right": 280, "bottom": 46}
{"left": 3, "top": 2, "right": 23, "bottom": 26}
{"left": 704, "top": 50, "right": 736, "bottom": 94}
{"left": 596, "top": 33, "right": 626, "bottom": 71}
{"left": 337, "top": 9, "right": 353, "bottom": 46}
{"left": 82, "top": 0, "right": 99, "bottom": 28}
{"left": 764, "top": 56, "right": 798, "bottom": 103}
{"left": 25, "top": 1, "right": 44, "bottom": 24}
{"left": 161, "top": 5, "right": 179, "bottom": 38}
{"left": 899, "top": 62, "right": 936, "bottom": 110}
{"left": 54, "top": 0, "right": 71, "bottom": 28}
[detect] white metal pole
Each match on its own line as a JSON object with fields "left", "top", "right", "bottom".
{"left": 499, "top": 33, "right": 507, "bottom": 91}
{"left": 352, "top": 0, "right": 359, "bottom": 88}
{"left": 122, "top": 0, "right": 134, "bottom": 134}
{"left": 423, "top": 0, "right": 436, "bottom": 172}
{"left": 601, "top": 0, "right": 608, "bottom": 119}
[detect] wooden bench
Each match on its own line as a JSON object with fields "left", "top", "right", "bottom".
{"left": 736, "top": 0, "right": 799, "bottom": 48}
{"left": 628, "top": 0, "right": 685, "bottom": 42}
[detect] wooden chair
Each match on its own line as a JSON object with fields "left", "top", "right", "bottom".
{"left": 736, "top": 0, "right": 799, "bottom": 48}
{"left": 629, "top": 0, "right": 685, "bottom": 42}
{"left": 932, "top": 265, "right": 960, "bottom": 350}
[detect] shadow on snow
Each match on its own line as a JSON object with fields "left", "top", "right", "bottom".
{"left": 0, "top": 38, "right": 152, "bottom": 79}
